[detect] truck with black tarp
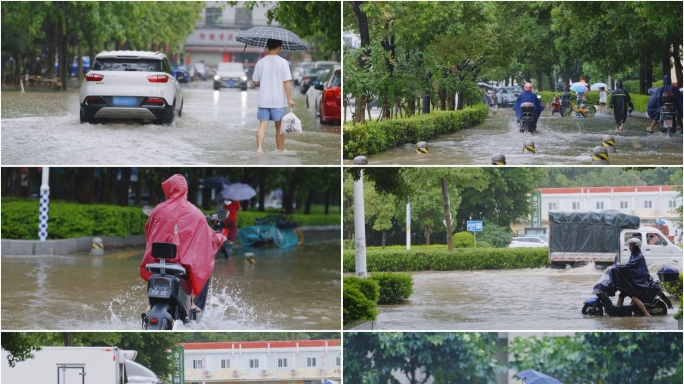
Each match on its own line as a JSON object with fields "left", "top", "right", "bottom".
{"left": 548, "top": 211, "right": 640, "bottom": 268}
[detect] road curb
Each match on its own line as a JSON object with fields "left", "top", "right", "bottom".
{"left": 1, "top": 235, "right": 146, "bottom": 256}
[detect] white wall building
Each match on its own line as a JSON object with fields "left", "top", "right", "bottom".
{"left": 180, "top": 340, "right": 341, "bottom": 384}
{"left": 514, "top": 186, "right": 682, "bottom": 239}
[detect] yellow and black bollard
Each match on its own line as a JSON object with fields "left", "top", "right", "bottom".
{"left": 91, "top": 237, "right": 104, "bottom": 256}
{"left": 591, "top": 146, "right": 610, "bottom": 165}
{"left": 244, "top": 252, "right": 255, "bottom": 264}
{"left": 353, "top": 156, "right": 368, "bottom": 165}
{"left": 491, "top": 153, "right": 506, "bottom": 165}
{"left": 602, "top": 135, "right": 617, "bottom": 153}
{"left": 415, "top": 141, "right": 428, "bottom": 154}
{"left": 523, "top": 139, "right": 536, "bottom": 154}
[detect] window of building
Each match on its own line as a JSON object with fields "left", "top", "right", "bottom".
{"left": 221, "top": 359, "right": 230, "bottom": 369}
{"left": 205, "top": 8, "right": 222, "bottom": 27}
{"left": 572, "top": 202, "right": 580, "bottom": 210}
{"left": 250, "top": 359, "right": 259, "bottom": 369}
{"left": 669, "top": 199, "right": 678, "bottom": 208}
{"left": 644, "top": 200, "right": 653, "bottom": 209}
{"left": 193, "top": 359, "right": 203, "bottom": 370}
{"left": 596, "top": 202, "right": 604, "bottom": 209}
{"left": 307, "top": 357, "right": 317, "bottom": 367}
{"left": 548, "top": 202, "right": 557, "bottom": 210}
{"left": 620, "top": 201, "right": 628, "bottom": 209}
{"left": 235, "top": 7, "right": 252, "bottom": 27}
{"left": 278, "top": 358, "right": 288, "bottom": 368}
{"left": 336, "top": 356, "right": 341, "bottom": 367}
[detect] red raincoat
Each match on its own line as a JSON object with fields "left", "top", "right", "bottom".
{"left": 139, "top": 174, "right": 225, "bottom": 295}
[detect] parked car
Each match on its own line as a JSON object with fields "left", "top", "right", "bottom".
{"left": 508, "top": 236, "right": 548, "bottom": 248}
{"left": 300, "top": 67, "right": 328, "bottom": 94}
{"left": 171, "top": 64, "right": 190, "bottom": 83}
{"left": 305, "top": 70, "right": 331, "bottom": 116}
{"left": 293, "top": 61, "right": 314, "bottom": 86}
{"left": 313, "top": 61, "right": 340, "bottom": 71}
{"left": 214, "top": 62, "right": 248, "bottom": 91}
{"left": 498, "top": 86, "right": 523, "bottom": 107}
{"left": 79, "top": 50, "right": 184, "bottom": 125}
{"left": 315, "top": 66, "right": 341, "bottom": 124}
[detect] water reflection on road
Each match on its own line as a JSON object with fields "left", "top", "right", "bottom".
{"left": 373, "top": 263, "right": 680, "bottom": 330}
{"left": 2, "top": 82, "right": 340, "bottom": 165}
{"left": 1, "top": 232, "right": 341, "bottom": 330}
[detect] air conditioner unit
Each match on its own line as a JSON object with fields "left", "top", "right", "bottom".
{"left": 319, "top": 368, "right": 325, "bottom": 375}
{"left": 232, "top": 370, "right": 240, "bottom": 376}
{"left": 290, "top": 368, "right": 297, "bottom": 375}
{"left": 261, "top": 369, "right": 268, "bottom": 375}
{"left": 203, "top": 370, "right": 213, "bottom": 377}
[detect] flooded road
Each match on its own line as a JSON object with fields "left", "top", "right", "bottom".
{"left": 373, "top": 263, "right": 680, "bottom": 330}
{"left": 2, "top": 82, "right": 340, "bottom": 165}
{"left": 1, "top": 232, "right": 340, "bottom": 330}
{"left": 344, "top": 109, "right": 682, "bottom": 165}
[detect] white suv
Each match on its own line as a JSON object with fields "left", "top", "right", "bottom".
{"left": 79, "top": 51, "right": 184, "bottom": 125}
{"left": 508, "top": 237, "right": 548, "bottom": 248}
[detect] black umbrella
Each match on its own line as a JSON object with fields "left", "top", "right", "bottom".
{"left": 200, "top": 177, "right": 230, "bottom": 190}
{"left": 235, "top": 26, "right": 308, "bottom": 51}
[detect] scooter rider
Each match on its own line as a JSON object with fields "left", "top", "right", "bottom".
{"left": 140, "top": 174, "right": 226, "bottom": 313}
{"left": 646, "top": 75, "right": 683, "bottom": 133}
{"left": 513, "top": 83, "right": 544, "bottom": 128}
{"left": 613, "top": 238, "right": 651, "bottom": 317}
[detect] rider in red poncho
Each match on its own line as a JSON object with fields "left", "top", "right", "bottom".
{"left": 140, "top": 174, "right": 225, "bottom": 312}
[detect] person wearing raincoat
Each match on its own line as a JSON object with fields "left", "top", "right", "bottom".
{"left": 513, "top": 83, "right": 544, "bottom": 127}
{"left": 608, "top": 80, "right": 634, "bottom": 132}
{"left": 140, "top": 174, "right": 226, "bottom": 312}
{"left": 645, "top": 75, "right": 683, "bottom": 133}
{"left": 610, "top": 238, "right": 651, "bottom": 317}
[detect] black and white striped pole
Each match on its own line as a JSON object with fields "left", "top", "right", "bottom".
{"left": 38, "top": 167, "right": 50, "bottom": 241}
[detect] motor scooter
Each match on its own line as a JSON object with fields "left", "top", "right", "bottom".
{"left": 519, "top": 102, "right": 536, "bottom": 133}
{"left": 658, "top": 91, "right": 680, "bottom": 136}
{"left": 206, "top": 209, "right": 232, "bottom": 258}
{"left": 581, "top": 265, "right": 673, "bottom": 317}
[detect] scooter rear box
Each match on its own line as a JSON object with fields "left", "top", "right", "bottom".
{"left": 657, "top": 270, "right": 680, "bottom": 282}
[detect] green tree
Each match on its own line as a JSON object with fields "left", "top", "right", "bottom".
{"left": 364, "top": 183, "right": 397, "bottom": 249}
{"left": 344, "top": 332, "right": 499, "bottom": 384}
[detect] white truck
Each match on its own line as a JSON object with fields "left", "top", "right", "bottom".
{"left": 2, "top": 346, "right": 162, "bottom": 384}
{"left": 548, "top": 211, "right": 682, "bottom": 268}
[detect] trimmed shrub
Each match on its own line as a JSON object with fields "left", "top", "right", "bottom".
{"left": 663, "top": 273, "right": 683, "bottom": 320}
{"left": 344, "top": 276, "right": 380, "bottom": 303}
{"left": 343, "top": 284, "right": 379, "bottom": 325}
{"left": 343, "top": 247, "right": 549, "bottom": 272}
{"left": 452, "top": 231, "right": 474, "bottom": 248}
{"left": 370, "top": 272, "right": 414, "bottom": 304}
{"left": 476, "top": 241, "right": 493, "bottom": 248}
{"left": 343, "top": 103, "right": 489, "bottom": 158}
{"left": 236, "top": 211, "right": 340, "bottom": 228}
{"left": 538, "top": 90, "right": 650, "bottom": 113}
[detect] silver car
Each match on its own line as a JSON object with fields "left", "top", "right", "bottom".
{"left": 508, "top": 236, "right": 548, "bottom": 248}
{"left": 79, "top": 51, "right": 184, "bottom": 125}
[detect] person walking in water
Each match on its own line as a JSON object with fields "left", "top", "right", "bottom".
{"left": 253, "top": 38, "right": 296, "bottom": 153}
{"left": 609, "top": 80, "right": 634, "bottom": 132}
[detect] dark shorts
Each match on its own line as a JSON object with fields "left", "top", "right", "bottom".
{"left": 257, "top": 107, "right": 286, "bottom": 121}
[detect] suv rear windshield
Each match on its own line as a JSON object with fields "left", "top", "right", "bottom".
{"left": 92, "top": 58, "right": 163, "bottom": 72}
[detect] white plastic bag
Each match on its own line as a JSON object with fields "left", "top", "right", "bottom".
{"left": 280, "top": 109, "right": 302, "bottom": 134}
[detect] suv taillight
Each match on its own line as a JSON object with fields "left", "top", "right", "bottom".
{"left": 143, "top": 97, "right": 165, "bottom": 106}
{"left": 85, "top": 73, "right": 104, "bottom": 81}
{"left": 147, "top": 75, "right": 169, "bottom": 83}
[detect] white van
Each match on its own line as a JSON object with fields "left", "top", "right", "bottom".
{"left": 620, "top": 226, "right": 682, "bottom": 265}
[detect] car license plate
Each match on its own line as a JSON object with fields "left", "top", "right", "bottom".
{"left": 663, "top": 119, "right": 673, "bottom": 128}
{"left": 112, "top": 97, "right": 138, "bottom": 106}
{"left": 226, "top": 81, "right": 235, "bottom": 87}
{"left": 150, "top": 288, "right": 170, "bottom": 298}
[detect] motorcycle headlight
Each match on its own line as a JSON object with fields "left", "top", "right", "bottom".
{"left": 240, "top": 75, "right": 248, "bottom": 81}
{"left": 214, "top": 75, "right": 221, "bottom": 81}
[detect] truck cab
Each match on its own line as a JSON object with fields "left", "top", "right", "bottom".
{"left": 620, "top": 227, "right": 682, "bottom": 266}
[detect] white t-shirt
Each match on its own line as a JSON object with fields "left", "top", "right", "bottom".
{"left": 599, "top": 91, "right": 607, "bottom": 103}
{"left": 252, "top": 55, "right": 292, "bottom": 108}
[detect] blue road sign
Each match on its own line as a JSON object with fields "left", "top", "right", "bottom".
{"left": 467, "top": 220, "right": 483, "bottom": 232}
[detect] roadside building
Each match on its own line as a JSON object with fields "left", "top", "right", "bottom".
{"left": 179, "top": 340, "right": 341, "bottom": 384}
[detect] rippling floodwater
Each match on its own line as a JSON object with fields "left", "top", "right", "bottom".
{"left": 371, "top": 263, "right": 680, "bottom": 330}
{"left": 344, "top": 109, "right": 683, "bottom": 165}
{"left": 1, "top": 232, "right": 341, "bottom": 330}
{"left": 2, "top": 82, "right": 340, "bottom": 165}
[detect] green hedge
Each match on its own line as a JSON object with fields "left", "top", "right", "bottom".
{"left": 343, "top": 103, "right": 489, "bottom": 158}
{"left": 538, "top": 91, "right": 650, "bottom": 113}
{"left": 663, "top": 273, "right": 683, "bottom": 320}
{"left": 343, "top": 247, "right": 549, "bottom": 272}
{"left": 344, "top": 276, "right": 380, "bottom": 303}
{"left": 1, "top": 199, "right": 148, "bottom": 240}
{"left": 369, "top": 272, "right": 414, "bottom": 304}
{"left": 343, "top": 284, "right": 379, "bottom": 325}
{"left": 236, "top": 211, "right": 340, "bottom": 228}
